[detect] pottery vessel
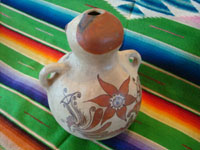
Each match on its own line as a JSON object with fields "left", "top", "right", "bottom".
{"left": 39, "top": 8, "right": 142, "bottom": 140}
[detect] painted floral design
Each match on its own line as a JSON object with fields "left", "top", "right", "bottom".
{"left": 87, "top": 75, "right": 136, "bottom": 124}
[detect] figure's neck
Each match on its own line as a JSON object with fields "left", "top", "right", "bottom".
{"left": 72, "top": 50, "right": 118, "bottom": 69}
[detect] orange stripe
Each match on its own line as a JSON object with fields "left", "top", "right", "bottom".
{"left": 0, "top": 25, "right": 64, "bottom": 63}
{"left": 0, "top": 116, "right": 49, "bottom": 150}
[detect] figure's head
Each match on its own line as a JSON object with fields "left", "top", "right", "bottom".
{"left": 66, "top": 9, "right": 124, "bottom": 55}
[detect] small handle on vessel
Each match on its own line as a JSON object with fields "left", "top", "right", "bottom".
{"left": 121, "top": 50, "right": 141, "bottom": 72}
{"left": 39, "top": 63, "right": 66, "bottom": 89}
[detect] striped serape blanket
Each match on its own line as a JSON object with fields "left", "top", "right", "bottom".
{"left": 0, "top": 0, "right": 200, "bottom": 150}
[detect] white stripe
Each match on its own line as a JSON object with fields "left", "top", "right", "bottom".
{"left": 1, "top": 3, "right": 65, "bottom": 33}
{"left": 142, "top": 61, "right": 200, "bottom": 89}
{"left": 142, "top": 85, "right": 200, "bottom": 116}
{"left": 0, "top": 21, "right": 68, "bottom": 54}
{"left": 18, "top": 61, "right": 35, "bottom": 70}
{"left": 0, "top": 109, "right": 58, "bottom": 150}
{"left": 35, "top": 27, "right": 54, "bottom": 37}
{"left": 0, "top": 83, "right": 51, "bottom": 115}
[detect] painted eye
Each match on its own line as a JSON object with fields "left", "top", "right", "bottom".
{"left": 77, "top": 93, "right": 81, "bottom": 98}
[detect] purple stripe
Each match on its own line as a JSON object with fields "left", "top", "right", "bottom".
{"left": 0, "top": 61, "right": 49, "bottom": 108}
{"left": 118, "top": 132, "right": 155, "bottom": 150}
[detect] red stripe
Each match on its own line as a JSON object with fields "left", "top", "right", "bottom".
{"left": 85, "top": 4, "right": 97, "bottom": 8}
{"left": 24, "top": 111, "right": 50, "bottom": 128}
{"left": 142, "top": 90, "right": 200, "bottom": 131}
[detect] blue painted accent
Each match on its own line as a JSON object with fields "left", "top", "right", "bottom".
{"left": 135, "top": 0, "right": 174, "bottom": 16}
{"left": 120, "top": 30, "right": 200, "bottom": 85}
{"left": 193, "top": 0, "right": 200, "bottom": 4}
{"left": 118, "top": 4, "right": 144, "bottom": 16}
{"left": 122, "top": 0, "right": 173, "bottom": 16}
{"left": 2, "top": 0, "right": 200, "bottom": 85}
{"left": 131, "top": 4, "right": 144, "bottom": 16}
{"left": 118, "top": 4, "right": 133, "bottom": 13}
{"left": 1, "top": 0, "right": 79, "bottom": 29}
{"left": 163, "top": 0, "right": 199, "bottom": 13}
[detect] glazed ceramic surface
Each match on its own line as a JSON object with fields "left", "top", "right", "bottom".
{"left": 39, "top": 8, "right": 142, "bottom": 140}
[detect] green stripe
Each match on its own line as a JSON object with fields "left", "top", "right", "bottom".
{"left": 139, "top": 63, "right": 200, "bottom": 113}
{"left": 59, "top": 136, "right": 106, "bottom": 150}
{"left": 129, "top": 112, "right": 200, "bottom": 150}
{"left": 1, "top": 5, "right": 70, "bottom": 52}
{"left": 0, "top": 44, "right": 43, "bottom": 79}
{"left": 0, "top": 85, "right": 105, "bottom": 150}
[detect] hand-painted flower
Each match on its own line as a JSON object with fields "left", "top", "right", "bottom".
{"left": 87, "top": 75, "right": 136, "bottom": 124}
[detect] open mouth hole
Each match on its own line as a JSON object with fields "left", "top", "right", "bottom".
{"left": 88, "top": 11, "right": 101, "bottom": 16}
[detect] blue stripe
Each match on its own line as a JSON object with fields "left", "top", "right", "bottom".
{"left": 2, "top": 0, "right": 200, "bottom": 85}
{"left": 1, "top": 0, "right": 79, "bottom": 29}
{"left": 102, "top": 136, "right": 141, "bottom": 150}
{"left": 121, "top": 30, "right": 200, "bottom": 85}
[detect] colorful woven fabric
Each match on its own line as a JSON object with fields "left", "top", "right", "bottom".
{"left": 0, "top": 0, "right": 200, "bottom": 149}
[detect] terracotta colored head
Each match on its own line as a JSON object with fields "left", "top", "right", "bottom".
{"left": 66, "top": 9, "right": 124, "bottom": 55}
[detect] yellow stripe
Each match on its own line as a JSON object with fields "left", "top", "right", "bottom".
{"left": 0, "top": 37, "right": 49, "bottom": 65}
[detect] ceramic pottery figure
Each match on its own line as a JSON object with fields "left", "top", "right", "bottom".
{"left": 39, "top": 8, "right": 142, "bottom": 140}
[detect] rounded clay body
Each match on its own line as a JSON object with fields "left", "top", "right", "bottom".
{"left": 39, "top": 8, "right": 142, "bottom": 140}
